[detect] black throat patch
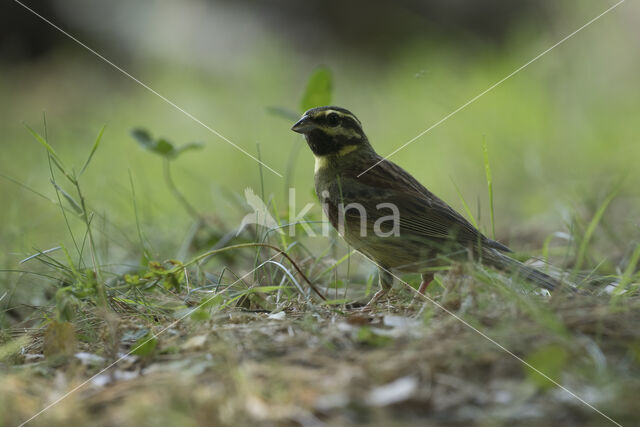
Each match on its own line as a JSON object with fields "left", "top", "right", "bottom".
{"left": 305, "top": 129, "right": 365, "bottom": 156}
{"left": 305, "top": 129, "right": 341, "bottom": 156}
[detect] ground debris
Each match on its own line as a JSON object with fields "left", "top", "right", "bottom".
{"left": 2, "top": 292, "right": 639, "bottom": 426}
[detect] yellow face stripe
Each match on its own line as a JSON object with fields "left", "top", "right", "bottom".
{"left": 314, "top": 144, "right": 360, "bottom": 172}
{"left": 337, "top": 145, "right": 359, "bottom": 156}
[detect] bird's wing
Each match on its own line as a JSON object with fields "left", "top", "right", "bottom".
{"left": 338, "top": 158, "right": 506, "bottom": 250}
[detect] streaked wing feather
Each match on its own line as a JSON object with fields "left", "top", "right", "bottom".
{"left": 340, "top": 158, "right": 496, "bottom": 247}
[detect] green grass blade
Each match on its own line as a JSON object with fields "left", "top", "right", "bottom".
{"left": 25, "top": 123, "right": 62, "bottom": 164}
{"left": 79, "top": 125, "right": 105, "bottom": 177}
{"left": 268, "top": 197, "right": 290, "bottom": 250}
{"left": 314, "top": 250, "right": 355, "bottom": 280}
{"left": 18, "top": 246, "right": 62, "bottom": 265}
{"left": 25, "top": 123, "right": 75, "bottom": 184}
{"left": 0, "top": 172, "right": 57, "bottom": 204}
{"left": 51, "top": 180, "right": 82, "bottom": 214}
{"left": 451, "top": 178, "right": 478, "bottom": 229}
{"left": 47, "top": 152, "right": 82, "bottom": 259}
{"left": 60, "top": 245, "right": 83, "bottom": 285}
{"left": 613, "top": 243, "right": 640, "bottom": 296}
{"left": 128, "top": 170, "right": 152, "bottom": 263}
{"left": 482, "top": 137, "right": 495, "bottom": 239}
{"left": 573, "top": 186, "right": 621, "bottom": 274}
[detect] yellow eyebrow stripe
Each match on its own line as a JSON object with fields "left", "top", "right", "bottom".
{"left": 321, "top": 109, "right": 360, "bottom": 124}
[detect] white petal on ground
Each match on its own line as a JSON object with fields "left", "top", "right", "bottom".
{"left": 366, "top": 376, "right": 419, "bottom": 407}
{"left": 268, "top": 311, "right": 286, "bottom": 320}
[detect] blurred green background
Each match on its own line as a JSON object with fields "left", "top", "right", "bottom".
{"left": 1, "top": 0, "right": 639, "bottom": 300}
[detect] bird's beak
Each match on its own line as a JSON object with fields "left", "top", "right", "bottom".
{"left": 291, "top": 115, "right": 315, "bottom": 134}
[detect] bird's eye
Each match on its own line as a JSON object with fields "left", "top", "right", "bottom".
{"left": 327, "top": 113, "right": 339, "bottom": 127}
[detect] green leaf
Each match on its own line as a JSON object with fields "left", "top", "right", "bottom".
{"left": 524, "top": 344, "right": 569, "bottom": 390}
{"left": 155, "top": 138, "right": 176, "bottom": 155}
{"left": 131, "top": 128, "right": 175, "bottom": 158}
{"left": 130, "top": 332, "right": 157, "bottom": 357}
{"left": 173, "top": 141, "right": 204, "bottom": 158}
{"left": 131, "top": 128, "right": 200, "bottom": 159}
{"left": 300, "top": 67, "right": 333, "bottom": 112}
{"left": 131, "top": 128, "right": 154, "bottom": 147}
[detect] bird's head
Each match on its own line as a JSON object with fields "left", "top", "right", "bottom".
{"left": 291, "top": 106, "right": 369, "bottom": 156}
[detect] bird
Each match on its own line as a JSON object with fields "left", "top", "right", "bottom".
{"left": 291, "top": 106, "right": 564, "bottom": 306}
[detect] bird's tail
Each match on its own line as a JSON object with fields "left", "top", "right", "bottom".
{"left": 483, "top": 249, "right": 566, "bottom": 292}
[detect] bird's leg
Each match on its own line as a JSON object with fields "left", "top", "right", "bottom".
{"left": 411, "top": 273, "right": 434, "bottom": 304}
{"left": 417, "top": 273, "right": 434, "bottom": 294}
{"left": 363, "top": 268, "right": 393, "bottom": 310}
